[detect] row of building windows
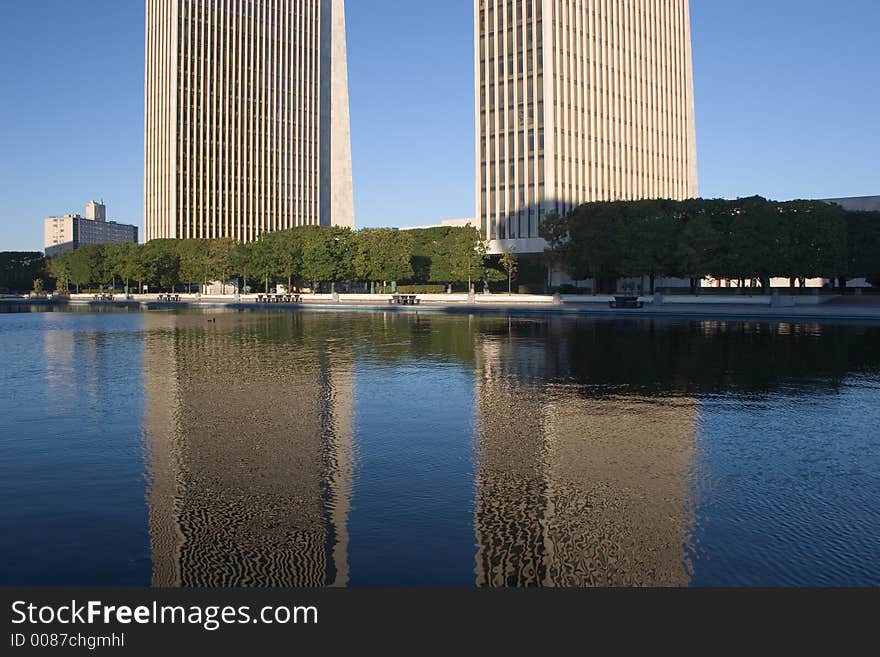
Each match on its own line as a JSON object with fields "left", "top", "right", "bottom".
{"left": 552, "top": 130, "right": 692, "bottom": 145}
{"left": 178, "top": 30, "right": 319, "bottom": 48}
{"left": 480, "top": 8, "right": 543, "bottom": 29}
{"left": 175, "top": 68, "right": 319, "bottom": 86}
{"left": 177, "top": 47, "right": 320, "bottom": 62}
{"left": 481, "top": 212, "right": 546, "bottom": 241}
{"left": 480, "top": 168, "right": 689, "bottom": 188}
{"left": 174, "top": 143, "right": 319, "bottom": 154}
{"left": 176, "top": 168, "right": 320, "bottom": 179}
{"left": 180, "top": 9, "right": 320, "bottom": 23}
{"left": 175, "top": 113, "right": 319, "bottom": 126}
{"left": 480, "top": 57, "right": 687, "bottom": 85}
{"left": 479, "top": 0, "right": 543, "bottom": 22}
{"left": 547, "top": 7, "right": 686, "bottom": 30}
{"left": 481, "top": 32, "right": 543, "bottom": 58}
{"left": 182, "top": 0, "right": 320, "bottom": 20}
{"left": 546, "top": 69, "right": 690, "bottom": 91}
{"left": 482, "top": 163, "right": 548, "bottom": 179}
{"left": 481, "top": 137, "right": 545, "bottom": 156}
{"left": 177, "top": 195, "right": 320, "bottom": 208}
{"left": 177, "top": 169, "right": 321, "bottom": 179}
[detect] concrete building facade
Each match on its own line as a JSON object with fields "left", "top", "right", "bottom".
{"left": 475, "top": 0, "right": 699, "bottom": 253}
{"left": 144, "top": 0, "right": 354, "bottom": 243}
{"left": 44, "top": 201, "right": 139, "bottom": 257}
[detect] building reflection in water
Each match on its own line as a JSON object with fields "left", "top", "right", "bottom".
{"left": 41, "top": 315, "right": 76, "bottom": 403}
{"left": 133, "top": 311, "right": 873, "bottom": 587}
{"left": 473, "top": 318, "right": 698, "bottom": 587}
{"left": 142, "top": 313, "right": 354, "bottom": 587}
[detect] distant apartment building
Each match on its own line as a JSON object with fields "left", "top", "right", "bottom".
{"left": 476, "top": 0, "right": 699, "bottom": 253}
{"left": 44, "top": 201, "right": 139, "bottom": 257}
{"left": 144, "top": 0, "right": 354, "bottom": 242}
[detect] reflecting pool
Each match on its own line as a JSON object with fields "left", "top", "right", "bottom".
{"left": 1, "top": 309, "right": 878, "bottom": 586}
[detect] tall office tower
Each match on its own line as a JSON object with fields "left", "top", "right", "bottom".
{"left": 144, "top": 0, "right": 354, "bottom": 242}
{"left": 475, "top": 0, "right": 699, "bottom": 253}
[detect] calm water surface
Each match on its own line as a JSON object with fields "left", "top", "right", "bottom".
{"left": 1, "top": 308, "right": 878, "bottom": 587}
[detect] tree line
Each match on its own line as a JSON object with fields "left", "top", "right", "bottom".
{"left": 8, "top": 198, "right": 877, "bottom": 296}
{"left": 0, "top": 252, "right": 48, "bottom": 294}
{"left": 539, "top": 197, "right": 880, "bottom": 294}
{"left": 43, "top": 225, "right": 490, "bottom": 294}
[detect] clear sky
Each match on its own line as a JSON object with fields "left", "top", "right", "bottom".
{"left": 1, "top": 1, "right": 877, "bottom": 251}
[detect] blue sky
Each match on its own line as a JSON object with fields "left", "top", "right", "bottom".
{"left": 1, "top": 1, "right": 877, "bottom": 251}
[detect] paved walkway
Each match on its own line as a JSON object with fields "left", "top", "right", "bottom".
{"left": 5, "top": 295, "right": 880, "bottom": 324}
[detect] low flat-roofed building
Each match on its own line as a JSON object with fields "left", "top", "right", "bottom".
{"left": 398, "top": 218, "right": 476, "bottom": 232}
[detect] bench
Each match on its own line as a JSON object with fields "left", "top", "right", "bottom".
{"left": 390, "top": 294, "right": 420, "bottom": 306}
{"left": 93, "top": 294, "right": 115, "bottom": 302}
{"left": 257, "top": 294, "right": 302, "bottom": 304}
{"left": 157, "top": 294, "right": 181, "bottom": 302}
{"left": 610, "top": 295, "right": 644, "bottom": 309}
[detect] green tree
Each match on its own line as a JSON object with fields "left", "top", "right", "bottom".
{"left": 250, "top": 237, "right": 281, "bottom": 293}
{"left": 117, "top": 243, "right": 143, "bottom": 292}
{"left": 728, "top": 196, "right": 778, "bottom": 292}
{"left": 623, "top": 199, "right": 682, "bottom": 293}
{"left": 300, "top": 227, "right": 333, "bottom": 291}
{"left": 141, "top": 241, "right": 180, "bottom": 291}
{"left": 173, "top": 239, "right": 233, "bottom": 291}
{"left": 47, "top": 253, "right": 71, "bottom": 294}
{"left": 229, "top": 242, "right": 257, "bottom": 292}
{"left": 499, "top": 246, "right": 519, "bottom": 294}
{"left": 263, "top": 230, "right": 302, "bottom": 291}
{"left": 846, "top": 211, "right": 880, "bottom": 286}
{"left": 564, "top": 202, "right": 628, "bottom": 293}
{"left": 176, "top": 240, "right": 206, "bottom": 291}
{"left": 354, "top": 229, "right": 413, "bottom": 286}
{"left": 299, "top": 226, "right": 356, "bottom": 292}
{"left": 677, "top": 209, "right": 720, "bottom": 294}
{"left": 67, "top": 247, "right": 101, "bottom": 292}
{"left": 777, "top": 200, "right": 846, "bottom": 288}
{"left": 0, "top": 252, "right": 48, "bottom": 293}
{"left": 101, "top": 243, "right": 132, "bottom": 290}
{"left": 208, "top": 239, "right": 236, "bottom": 291}
{"left": 538, "top": 212, "right": 570, "bottom": 291}
{"left": 408, "top": 227, "right": 451, "bottom": 284}
{"left": 127, "top": 245, "right": 151, "bottom": 293}
{"left": 448, "top": 225, "right": 486, "bottom": 291}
